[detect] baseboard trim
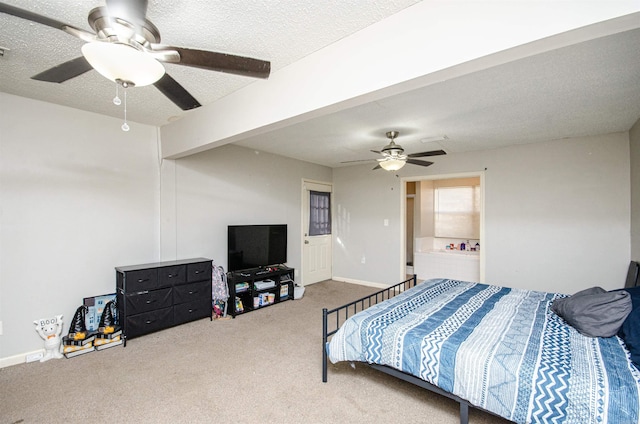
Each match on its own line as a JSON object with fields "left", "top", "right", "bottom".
{"left": 331, "top": 276, "right": 389, "bottom": 289}
{"left": 0, "top": 349, "right": 44, "bottom": 369}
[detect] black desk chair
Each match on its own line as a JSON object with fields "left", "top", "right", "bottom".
{"left": 625, "top": 261, "right": 640, "bottom": 288}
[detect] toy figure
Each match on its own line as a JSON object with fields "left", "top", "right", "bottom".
{"left": 34, "top": 315, "right": 64, "bottom": 362}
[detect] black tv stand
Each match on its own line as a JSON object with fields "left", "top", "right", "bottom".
{"left": 227, "top": 266, "right": 295, "bottom": 317}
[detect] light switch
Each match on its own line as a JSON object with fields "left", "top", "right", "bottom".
{"left": 383, "top": 219, "right": 389, "bottom": 226}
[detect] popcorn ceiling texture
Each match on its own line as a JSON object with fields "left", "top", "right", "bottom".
{"left": 0, "top": 0, "right": 421, "bottom": 126}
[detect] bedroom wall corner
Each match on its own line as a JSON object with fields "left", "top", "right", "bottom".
{"left": 167, "top": 144, "right": 332, "bottom": 274}
{"left": 159, "top": 156, "right": 178, "bottom": 261}
{"left": 630, "top": 117, "right": 640, "bottom": 262}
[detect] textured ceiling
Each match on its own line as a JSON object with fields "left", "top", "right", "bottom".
{"left": 0, "top": 0, "right": 421, "bottom": 126}
{"left": 1, "top": 2, "right": 639, "bottom": 169}
{"left": 234, "top": 26, "right": 640, "bottom": 167}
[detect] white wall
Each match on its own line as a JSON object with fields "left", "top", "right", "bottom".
{"left": 631, "top": 117, "right": 640, "bottom": 261}
{"left": 0, "top": 91, "right": 633, "bottom": 364}
{"left": 0, "top": 93, "right": 160, "bottom": 363}
{"left": 0, "top": 92, "right": 331, "bottom": 365}
{"left": 333, "top": 133, "right": 631, "bottom": 294}
{"left": 160, "top": 144, "right": 332, "bottom": 275}
{"left": 333, "top": 168, "right": 404, "bottom": 285}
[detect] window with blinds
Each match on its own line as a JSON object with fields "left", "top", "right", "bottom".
{"left": 434, "top": 185, "right": 480, "bottom": 239}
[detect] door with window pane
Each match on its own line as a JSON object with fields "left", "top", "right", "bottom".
{"left": 302, "top": 181, "right": 332, "bottom": 285}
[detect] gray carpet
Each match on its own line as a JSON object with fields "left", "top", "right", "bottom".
{"left": 0, "top": 280, "right": 510, "bottom": 424}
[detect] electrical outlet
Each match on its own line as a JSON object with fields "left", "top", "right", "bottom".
{"left": 0, "top": 321, "right": 3, "bottom": 335}
{"left": 26, "top": 352, "right": 43, "bottom": 363}
{"left": 361, "top": 255, "right": 366, "bottom": 264}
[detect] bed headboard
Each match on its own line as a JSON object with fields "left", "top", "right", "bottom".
{"left": 625, "top": 261, "right": 640, "bottom": 288}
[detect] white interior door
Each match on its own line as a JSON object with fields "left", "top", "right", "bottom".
{"left": 302, "top": 180, "right": 332, "bottom": 285}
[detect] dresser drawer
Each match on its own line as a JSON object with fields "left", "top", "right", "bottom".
{"left": 125, "top": 307, "right": 173, "bottom": 339}
{"left": 173, "top": 280, "right": 210, "bottom": 305}
{"left": 124, "top": 268, "right": 158, "bottom": 292}
{"left": 174, "top": 299, "right": 211, "bottom": 325}
{"left": 125, "top": 288, "right": 172, "bottom": 315}
{"left": 187, "top": 261, "right": 211, "bottom": 282}
{"left": 158, "top": 265, "right": 186, "bottom": 287}
{"left": 116, "top": 258, "right": 213, "bottom": 344}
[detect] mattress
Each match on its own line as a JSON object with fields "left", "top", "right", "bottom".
{"left": 327, "top": 278, "right": 640, "bottom": 423}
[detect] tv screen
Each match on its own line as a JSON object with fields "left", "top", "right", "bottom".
{"left": 227, "top": 224, "right": 287, "bottom": 272}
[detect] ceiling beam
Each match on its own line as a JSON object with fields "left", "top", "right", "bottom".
{"left": 160, "top": 1, "right": 640, "bottom": 160}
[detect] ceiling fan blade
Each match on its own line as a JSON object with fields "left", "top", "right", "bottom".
{"left": 407, "top": 149, "right": 447, "bottom": 158}
{"left": 154, "top": 73, "right": 201, "bottom": 110}
{"left": 372, "top": 164, "right": 382, "bottom": 170}
{"left": 340, "top": 159, "right": 377, "bottom": 164}
{"left": 0, "top": 2, "right": 94, "bottom": 40}
{"left": 162, "top": 47, "right": 271, "bottom": 79}
{"left": 370, "top": 150, "right": 382, "bottom": 154}
{"left": 31, "top": 57, "right": 93, "bottom": 83}
{"left": 406, "top": 159, "right": 434, "bottom": 167}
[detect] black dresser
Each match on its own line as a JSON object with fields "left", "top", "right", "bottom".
{"left": 116, "top": 258, "right": 212, "bottom": 345}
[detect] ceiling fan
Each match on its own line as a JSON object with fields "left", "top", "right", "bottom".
{"left": 343, "top": 131, "right": 446, "bottom": 171}
{"left": 0, "top": 0, "right": 271, "bottom": 111}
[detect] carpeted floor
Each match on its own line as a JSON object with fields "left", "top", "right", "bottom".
{"left": 0, "top": 280, "right": 510, "bottom": 424}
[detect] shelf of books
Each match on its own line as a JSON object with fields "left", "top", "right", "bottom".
{"left": 227, "top": 266, "right": 295, "bottom": 317}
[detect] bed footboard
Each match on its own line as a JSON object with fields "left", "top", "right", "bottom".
{"left": 322, "top": 275, "right": 418, "bottom": 382}
{"left": 321, "top": 275, "right": 480, "bottom": 424}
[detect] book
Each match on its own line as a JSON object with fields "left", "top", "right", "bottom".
{"left": 63, "top": 343, "right": 94, "bottom": 358}
{"left": 83, "top": 293, "right": 116, "bottom": 332}
{"left": 95, "top": 339, "right": 123, "bottom": 350}
{"left": 63, "top": 342, "right": 94, "bottom": 354}
{"left": 95, "top": 329, "right": 122, "bottom": 340}
{"left": 235, "top": 282, "right": 250, "bottom": 293}
{"left": 64, "top": 347, "right": 95, "bottom": 358}
{"left": 94, "top": 335, "right": 121, "bottom": 346}
{"left": 254, "top": 280, "right": 276, "bottom": 290}
{"left": 280, "top": 284, "right": 289, "bottom": 298}
{"left": 62, "top": 333, "right": 95, "bottom": 346}
{"left": 235, "top": 297, "right": 244, "bottom": 313}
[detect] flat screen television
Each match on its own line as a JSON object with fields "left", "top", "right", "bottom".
{"left": 227, "top": 224, "right": 287, "bottom": 272}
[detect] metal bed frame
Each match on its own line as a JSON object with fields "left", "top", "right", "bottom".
{"left": 321, "top": 275, "right": 499, "bottom": 424}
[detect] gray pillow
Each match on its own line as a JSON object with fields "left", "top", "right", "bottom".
{"left": 551, "top": 286, "right": 632, "bottom": 338}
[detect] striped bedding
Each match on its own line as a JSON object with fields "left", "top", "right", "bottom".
{"left": 327, "top": 278, "right": 640, "bottom": 423}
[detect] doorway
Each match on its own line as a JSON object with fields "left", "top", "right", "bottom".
{"left": 402, "top": 172, "right": 484, "bottom": 282}
{"left": 406, "top": 182, "right": 416, "bottom": 275}
{"left": 301, "top": 180, "right": 333, "bottom": 285}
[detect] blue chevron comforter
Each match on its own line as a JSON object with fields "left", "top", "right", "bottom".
{"left": 327, "top": 278, "right": 640, "bottom": 424}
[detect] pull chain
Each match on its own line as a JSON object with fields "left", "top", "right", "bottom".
{"left": 121, "top": 88, "right": 130, "bottom": 132}
{"left": 113, "top": 83, "right": 121, "bottom": 106}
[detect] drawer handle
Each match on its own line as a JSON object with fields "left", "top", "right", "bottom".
{"left": 145, "top": 320, "right": 154, "bottom": 324}
{"left": 194, "top": 270, "right": 201, "bottom": 274}
{"left": 188, "top": 290, "right": 197, "bottom": 295}
{"left": 168, "top": 274, "right": 174, "bottom": 278}
{"left": 188, "top": 309, "right": 195, "bottom": 313}
{"left": 145, "top": 299, "right": 156, "bottom": 304}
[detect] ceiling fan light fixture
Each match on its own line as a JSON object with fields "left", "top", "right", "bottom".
{"left": 81, "top": 41, "right": 165, "bottom": 87}
{"left": 380, "top": 158, "right": 406, "bottom": 171}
